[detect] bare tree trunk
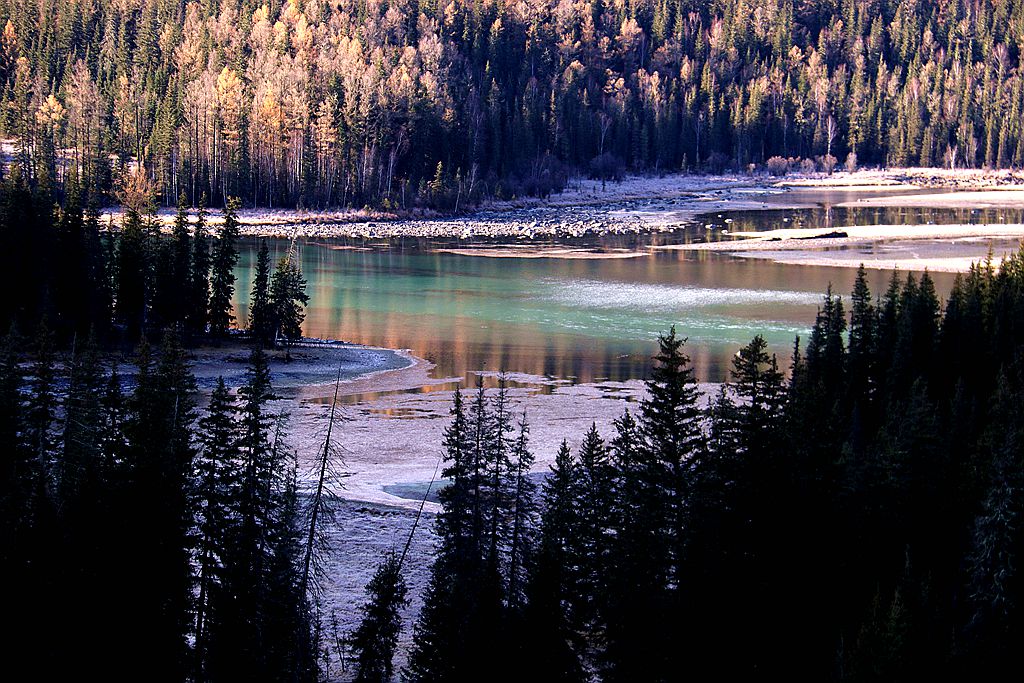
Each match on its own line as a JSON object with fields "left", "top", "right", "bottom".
{"left": 300, "top": 367, "right": 342, "bottom": 600}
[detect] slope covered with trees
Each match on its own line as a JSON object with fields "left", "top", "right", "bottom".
{"left": 3, "top": 246, "right": 1023, "bottom": 679}
{"left": 4, "top": 0, "right": 1024, "bottom": 210}
{"left": 0, "top": 171, "right": 309, "bottom": 347}
{"left": 0, "top": 340, "right": 324, "bottom": 681}
{"left": 397, "top": 256, "right": 1024, "bottom": 681}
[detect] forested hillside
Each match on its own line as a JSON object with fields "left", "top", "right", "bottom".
{"left": 6, "top": 256, "right": 1024, "bottom": 680}
{"left": 400, "top": 259, "right": 1024, "bottom": 681}
{"left": 4, "top": 0, "right": 1024, "bottom": 209}
{"left": 0, "top": 175, "right": 310, "bottom": 347}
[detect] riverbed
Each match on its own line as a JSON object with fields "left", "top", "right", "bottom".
{"left": 214, "top": 177, "right": 1024, "bottom": 677}
{"left": 220, "top": 182, "right": 1024, "bottom": 512}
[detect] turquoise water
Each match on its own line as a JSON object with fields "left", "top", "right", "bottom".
{"left": 232, "top": 216, "right": 959, "bottom": 383}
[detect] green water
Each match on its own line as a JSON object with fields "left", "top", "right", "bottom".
{"left": 232, "top": 208, "right": 963, "bottom": 384}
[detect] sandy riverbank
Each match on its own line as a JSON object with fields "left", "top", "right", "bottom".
{"left": 433, "top": 245, "right": 649, "bottom": 259}
{"left": 188, "top": 343, "right": 672, "bottom": 511}
{"left": 282, "top": 369, "right": 699, "bottom": 511}
{"left": 173, "top": 342, "right": 413, "bottom": 393}
{"left": 780, "top": 167, "right": 1024, "bottom": 189}
{"left": 655, "top": 223, "right": 1024, "bottom": 273}
{"left": 836, "top": 189, "right": 1024, "bottom": 209}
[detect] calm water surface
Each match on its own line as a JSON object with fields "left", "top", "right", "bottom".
{"left": 232, "top": 194, "right": 990, "bottom": 384}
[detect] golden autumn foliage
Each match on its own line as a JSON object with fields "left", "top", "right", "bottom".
{"left": 4, "top": 0, "right": 1024, "bottom": 208}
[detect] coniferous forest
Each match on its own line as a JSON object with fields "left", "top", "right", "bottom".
{"left": 3, "top": 150, "right": 1024, "bottom": 678}
{"left": 402, "top": 260, "right": 1024, "bottom": 682}
{"left": 5, "top": 0, "right": 1024, "bottom": 209}
{"left": 2, "top": 1, "right": 1024, "bottom": 681}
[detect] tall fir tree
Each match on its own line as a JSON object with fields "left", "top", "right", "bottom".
{"left": 188, "top": 193, "right": 211, "bottom": 338}
{"left": 351, "top": 552, "right": 410, "bottom": 683}
{"left": 269, "top": 244, "right": 309, "bottom": 343}
{"left": 248, "top": 238, "right": 272, "bottom": 343}
{"left": 114, "top": 207, "right": 149, "bottom": 340}
{"left": 193, "top": 376, "right": 240, "bottom": 678}
{"left": 525, "top": 440, "right": 585, "bottom": 680}
{"left": 208, "top": 196, "right": 241, "bottom": 338}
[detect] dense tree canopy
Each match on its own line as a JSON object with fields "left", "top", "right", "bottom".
{"left": 3, "top": 243, "right": 1024, "bottom": 678}
{"left": 4, "top": 0, "right": 1024, "bottom": 209}
{"left": 401, "top": 250, "right": 1024, "bottom": 680}
{"left": 0, "top": 175, "right": 308, "bottom": 346}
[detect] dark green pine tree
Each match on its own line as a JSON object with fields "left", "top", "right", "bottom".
{"left": 524, "top": 440, "right": 585, "bottom": 681}
{"left": 890, "top": 272, "right": 940, "bottom": 396}
{"left": 3, "top": 325, "right": 60, "bottom": 671}
{"left": 82, "top": 198, "right": 112, "bottom": 338}
{"left": 248, "top": 238, "right": 273, "bottom": 344}
{"left": 910, "top": 270, "right": 941, "bottom": 386}
{"left": 114, "top": 207, "right": 150, "bottom": 340}
{"left": 0, "top": 329, "right": 23, "bottom": 512}
{"left": 167, "top": 192, "right": 193, "bottom": 330}
{"left": 58, "top": 333, "right": 104, "bottom": 505}
{"left": 193, "top": 376, "right": 240, "bottom": 678}
{"left": 351, "top": 552, "right": 410, "bottom": 683}
{"left": 209, "top": 196, "right": 241, "bottom": 339}
{"left": 573, "top": 423, "right": 613, "bottom": 637}
{"left": 602, "top": 407, "right": 667, "bottom": 683}
{"left": 507, "top": 411, "right": 537, "bottom": 612}
{"left": 269, "top": 245, "right": 310, "bottom": 343}
{"left": 640, "top": 326, "right": 703, "bottom": 580}
{"left": 24, "top": 323, "right": 57, "bottom": 480}
{"left": 722, "top": 334, "right": 791, "bottom": 674}
{"left": 407, "top": 388, "right": 486, "bottom": 683}
{"left": 848, "top": 265, "right": 876, "bottom": 408}
{"left": 966, "top": 420, "right": 1023, "bottom": 674}
{"left": 804, "top": 284, "right": 847, "bottom": 404}
{"left": 620, "top": 325, "right": 703, "bottom": 678}
{"left": 437, "top": 388, "right": 474, "bottom": 571}
{"left": 57, "top": 334, "right": 120, "bottom": 676}
{"left": 1, "top": 170, "right": 55, "bottom": 331}
{"left": 152, "top": 223, "right": 178, "bottom": 331}
{"left": 99, "top": 364, "right": 127, "bottom": 472}
{"left": 188, "top": 194, "right": 211, "bottom": 338}
{"left": 467, "top": 380, "right": 493, "bottom": 560}
{"left": 483, "top": 378, "right": 514, "bottom": 590}
{"left": 0, "top": 325, "right": 26, "bottom": 575}
{"left": 54, "top": 175, "right": 88, "bottom": 339}
{"left": 871, "top": 377, "right": 950, "bottom": 645}
{"left": 118, "top": 334, "right": 198, "bottom": 679}
{"left": 237, "top": 347, "right": 277, "bottom": 537}
{"left": 705, "top": 385, "right": 741, "bottom": 471}
{"left": 264, "top": 452, "right": 315, "bottom": 683}
{"left": 102, "top": 349, "right": 155, "bottom": 679}
{"left": 731, "top": 334, "right": 786, "bottom": 455}
{"left": 681, "top": 382, "right": 745, "bottom": 672}
{"left": 211, "top": 346, "right": 284, "bottom": 680}
{"left": 874, "top": 269, "right": 903, "bottom": 397}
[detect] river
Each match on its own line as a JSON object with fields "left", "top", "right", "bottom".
{"left": 229, "top": 191, "right": 1009, "bottom": 385}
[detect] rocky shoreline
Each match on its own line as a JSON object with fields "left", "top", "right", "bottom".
{"left": 98, "top": 168, "right": 1024, "bottom": 241}
{"left": 99, "top": 174, "right": 782, "bottom": 239}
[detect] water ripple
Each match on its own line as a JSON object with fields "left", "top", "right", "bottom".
{"left": 541, "top": 277, "right": 823, "bottom": 311}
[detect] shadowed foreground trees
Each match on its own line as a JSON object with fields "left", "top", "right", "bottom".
{"left": 0, "top": 179, "right": 308, "bottom": 350}
{"left": 0, "top": 341, "right": 320, "bottom": 681}
{"left": 3, "top": 247, "right": 1024, "bottom": 680}
{"left": 404, "top": 252, "right": 1024, "bottom": 681}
